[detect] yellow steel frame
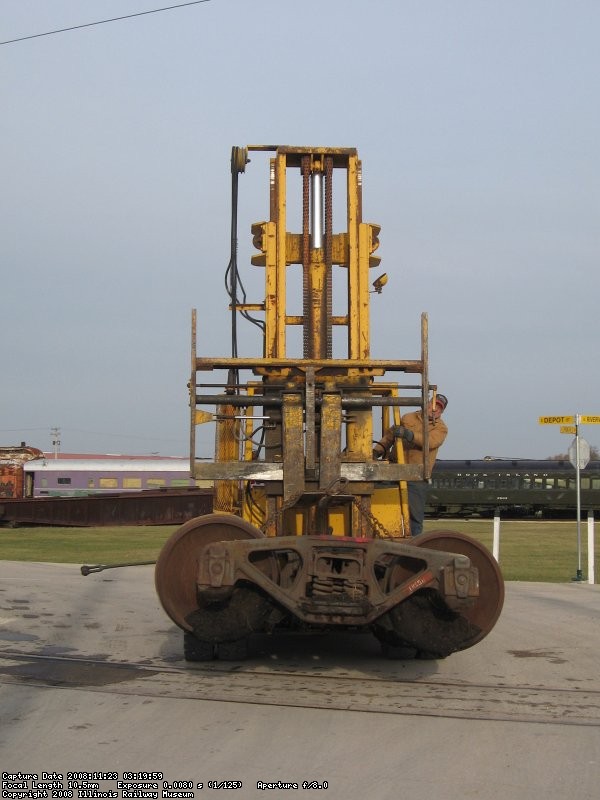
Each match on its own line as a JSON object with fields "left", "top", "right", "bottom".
{"left": 192, "top": 145, "right": 429, "bottom": 537}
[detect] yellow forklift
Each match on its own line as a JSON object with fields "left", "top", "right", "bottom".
{"left": 155, "top": 145, "right": 503, "bottom": 660}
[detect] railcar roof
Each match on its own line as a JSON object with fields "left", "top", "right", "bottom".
{"left": 42, "top": 452, "right": 185, "bottom": 460}
{"left": 24, "top": 458, "right": 191, "bottom": 472}
{"left": 434, "top": 459, "right": 600, "bottom": 471}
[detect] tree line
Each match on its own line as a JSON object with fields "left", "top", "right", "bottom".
{"left": 549, "top": 445, "right": 600, "bottom": 460}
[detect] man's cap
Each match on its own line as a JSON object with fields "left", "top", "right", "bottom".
{"left": 435, "top": 393, "right": 448, "bottom": 410}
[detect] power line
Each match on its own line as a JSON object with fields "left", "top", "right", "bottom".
{"left": 1, "top": 0, "right": 211, "bottom": 46}
{"left": 66, "top": 427, "right": 186, "bottom": 443}
{"left": 0, "top": 427, "right": 50, "bottom": 433}
{"left": 0, "top": 427, "right": 185, "bottom": 444}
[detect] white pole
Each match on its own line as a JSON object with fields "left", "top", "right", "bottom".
{"left": 575, "top": 416, "right": 583, "bottom": 581}
{"left": 588, "top": 511, "right": 595, "bottom": 585}
{"left": 492, "top": 513, "right": 500, "bottom": 562}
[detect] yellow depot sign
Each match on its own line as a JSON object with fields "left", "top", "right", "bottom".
{"left": 538, "top": 415, "right": 575, "bottom": 425}
{"left": 560, "top": 425, "right": 576, "bottom": 434}
{"left": 580, "top": 415, "right": 600, "bottom": 424}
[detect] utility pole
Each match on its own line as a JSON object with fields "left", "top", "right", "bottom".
{"left": 51, "top": 426, "right": 61, "bottom": 459}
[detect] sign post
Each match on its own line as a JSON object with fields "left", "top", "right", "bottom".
{"left": 568, "top": 418, "right": 591, "bottom": 581}
{"left": 538, "top": 413, "right": 598, "bottom": 583}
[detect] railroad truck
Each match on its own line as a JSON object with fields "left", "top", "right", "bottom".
{"left": 155, "top": 145, "right": 504, "bottom": 660}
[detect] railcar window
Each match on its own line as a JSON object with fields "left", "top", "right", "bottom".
{"left": 57, "top": 477, "right": 71, "bottom": 485}
{"left": 147, "top": 478, "right": 166, "bottom": 488}
{"left": 123, "top": 478, "right": 142, "bottom": 489}
{"left": 41, "top": 478, "right": 48, "bottom": 488}
{"left": 88, "top": 479, "right": 94, "bottom": 488}
{"left": 99, "top": 478, "right": 118, "bottom": 489}
{"left": 171, "top": 479, "right": 192, "bottom": 487}
{"left": 592, "top": 478, "right": 600, "bottom": 490}
{"left": 533, "top": 477, "right": 544, "bottom": 489}
{"left": 556, "top": 478, "right": 568, "bottom": 489}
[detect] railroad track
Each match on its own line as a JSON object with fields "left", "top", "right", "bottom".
{"left": 1, "top": 648, "right": 598, "bottom": 727}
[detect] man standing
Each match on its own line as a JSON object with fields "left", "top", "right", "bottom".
{"left": 373, "top": 394, "right": 448, "bottom": 535}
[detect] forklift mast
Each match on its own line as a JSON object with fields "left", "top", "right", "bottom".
{"left": 191, "top": 145, "right": 431, "bottom": 538}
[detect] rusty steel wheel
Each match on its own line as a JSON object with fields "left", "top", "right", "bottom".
{"left": 155, "top": 513, "right": 272, "bottom": 635}
{"left": 415, "top": 530, "right": 505, "bottom": 651}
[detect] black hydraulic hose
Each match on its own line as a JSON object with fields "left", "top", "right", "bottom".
{"left": 225, "top": 148, "right": 265, "bottom": 390}
{"left": 229, "top": 166, "right": 239, "bottom": 363}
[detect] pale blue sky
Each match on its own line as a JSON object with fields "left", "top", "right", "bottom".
{"left": 3, "top": 0, "right": 599, "bottom": 459}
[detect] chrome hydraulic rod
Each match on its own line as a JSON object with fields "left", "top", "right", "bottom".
{"left": 311, "top": 171, "right": 324, "bottom": 248}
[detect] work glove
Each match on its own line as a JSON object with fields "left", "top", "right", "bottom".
{"left": 372, "top": 443, "right": 386, "bottom": 459}
{"left": 392, "top": 425, "right": 414, "bottom": 443}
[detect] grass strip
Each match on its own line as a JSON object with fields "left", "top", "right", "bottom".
{"left": 0, "top": 519, "right": 598, "bottom": 583}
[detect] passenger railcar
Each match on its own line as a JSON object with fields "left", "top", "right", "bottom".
{"left": 23, "top": 457, "right": 200, "bottom": 498}
{"left": 427, "top": 459, "right": 600, "bottom": 518}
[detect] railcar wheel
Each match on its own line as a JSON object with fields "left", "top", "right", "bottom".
{"left": 155, "top": 513, "right": 275, "bottom": 643}
{"left": 415, "top": 530, "right": 505, "bottom": 651}
{"left": 373, "top": 530, "right": 504, "bottom": 658}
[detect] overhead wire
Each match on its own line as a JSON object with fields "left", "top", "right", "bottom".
{"left": 0, "top": 1, "right": 211, "bottom": 46}
{"left": 0, "top": 426, "right": 186, "bottom": 445}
